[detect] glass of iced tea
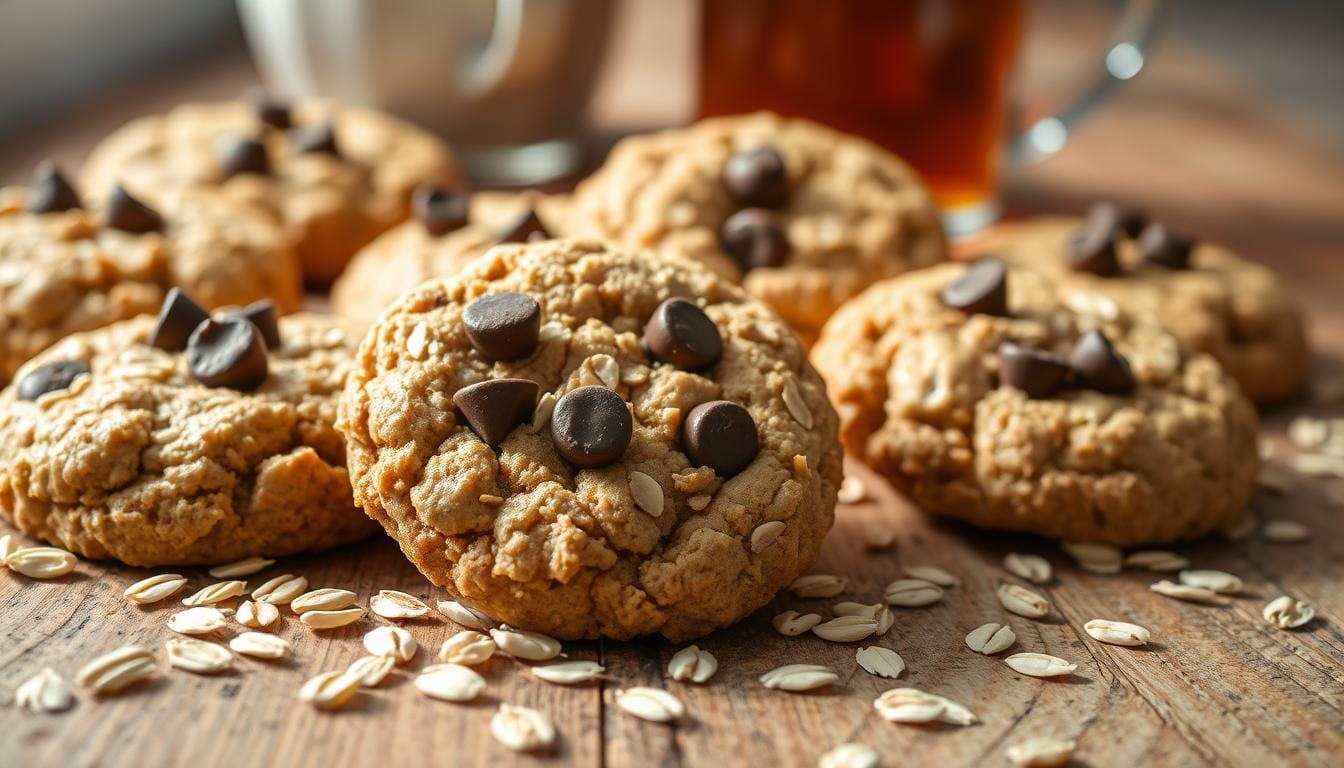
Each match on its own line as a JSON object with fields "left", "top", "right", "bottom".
{"left": 698, "top": 0, "right": 1165, "bottom": 235}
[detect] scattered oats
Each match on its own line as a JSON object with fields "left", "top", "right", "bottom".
{"left": 629, "top": 471, "right": 665, "bottom": 517}
{"left": 965, "top": 622, "right": 1016, "bottom": 655}
{"left": 1084, "top": 619, "right": 1150, "bottom": 646}
{"left": 782, "top": 376, "right": 814, "bottom": 429}
{"left": 490, "top": 625, "right": 561, "bottom": 661}
{"left": 1124, "top": 550, "right": 1189, "bottom": 572}
{"left": 760, "top": 664, "right": 839, "bottom": 691}
{"left": 76, "top": 646, "right": 156, "bottom": 694}
{"left": 405, "top": 322, "right": 430, "bottom": 359}
{"left": 1004, "top": 553, "right": 1052, "bottom": 583}
{"left": 1150, "top": 580, "right": 1218, "bottom": 602}
{"left": 291, "top": 588, "right": 358, "bottom": 613}
{"left": 414, "top": 663, "right": 487, "bottom": 702}
{"left": 348, "top": 654, "right": 396, "bottom": 687}
{"left": 479, "top": 493, "right": 505, "bottom": 505}
{"left": 236, "top": 599, "right": 280, "bottom": 629}
{"left": 438, "top": 630, "right": 495, "bottom": 665}
{"left": 207, "top": 557, "right": 274, "bottom": 578}
{"left": 873, "top": 688, "right": 976, "bottom": 726}
{"left": 1007, "top": 737, "right": 1077, "bottom": 767}
{"left": 687, "top": 494, "right": 712, "bottom": 511}
{"left": 863, "top": 526, "right": 896, "bottom": 550}
{"left": 790, "top": 574, "right": 847, "bottom": 598}
{"left": 437, "top": 599, "right": 497, "bottom": 631}
{"left": 750, "top": 521, "right": 787, "bottom": 553}
{"left": 165, "top": 637, "right": 233, "bottom": 674}
{"left": 300, "top": 607, "right": 365, "bottom": 629}
{"left": 298, "top": 670, "right": 362, "bottom": 710}
{"left": 370, "top": 589, "right": 431, "bottom": 621}
{"left": 1287, "top": 451, "right": 1344, "bottom": 478}
{"left": 124, "top": 573, "right": 189, "bottom": 605}
{"left": 5, "top": 546, "right": 77, "bottom": 579}
{"left": 15, "top": 668, "right": 73, "bottom": 713}
{"left": 491, "top": 704, "right": 556, "bottom": 752}
{"left": 1060, "top": 541, "right": 1123, "bottom": 574}
{"left": 883, "top": 578, "right": 943, "bottom": 607}
{"left": 167, "top": 606, "right": 228, "bottom": 636}
{"left": 532, "top": 660, "right": 605, "bottom": 684}
{"left": 528, "top": 391, "right": 558, "bottom": 433}
{"left": 856, "top": 646, "right": 905, "bottom": 679}
{"left": 667, "top": 645, "right": 718, "bottom": 683}
{"left": 837, "top": 477, "right": 866, "bottom": 504}
{"left": 0, "top": 533, "right": 17, "bottom": 564}
{"left": 1262, "top": 519, "right": 1310, "bottom": 543}
{"left": 772, "top": 610, "right": 822, "bottom": 636}
{"left": 902, "top": 565, "right": 958, "bottom": 588}
{"left": 1263, "top": 596, "right": 1315, "bottom": 629}
{"left": 835, "top": 602, "right": 894, "bottom": 635}
{"left": 229, "top": 632, "right": 290, "bottom": 660}
{"left": 997, "top": 584, "right": 1050, "bottom": 619}
{"left": 251, "top": 573, "right": 308, "bottom": 604}
{"left": 1178, "top": 569, "right": 1243, "bottom": 594}
{"left": 813, "top": 615, "right": 880, "bottom": 642}
{"left": 615, "top": 687, "right": 686, "bottom": 722}
{"left": 181, "top": 580, "right": 247, "bottom": 607}
{"left": 819, "top": 743, "right": 879, "bottom": 768}
{"left": 363, "top": 625, "right": 417, "bottom": 663}
{"left": 1005, "top": 652, "right": 1077, "bottom": 678}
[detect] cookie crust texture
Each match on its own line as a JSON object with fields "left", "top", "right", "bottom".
{"left": 338, "top": 239, "right": 842, "bottom": 640}
{"left": 0, "top": 314, "right": 375, "bottom": 566}
{"left": 567, "top": 112, "right": 948, "bottom": 342}
{"left": 812, "top": 262, "right": 1260, "bottom": 547}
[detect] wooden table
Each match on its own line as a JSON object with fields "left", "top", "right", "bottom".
{"left": 3, "top": 11, "right": 1344, "bottom": 768}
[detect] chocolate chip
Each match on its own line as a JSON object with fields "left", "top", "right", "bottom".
{"left": 149, "top": 288, "right": 212, "bottom": 351}
{"left": 248, "top": 90, "right": 292, "bottom": 130}
{"left": 497, "top": 208, "right": 551, "bottom": 244}
{"left": 105, "top": 184, "right": 163, "bottom": 234}
{"left": 26, "top": 162, "right": 81, "bottom": 214}
{"left": 187, "top": 317, "right": 269, "bottom": 390}
{"left": 413, "top": 184, "right": 470, "bottom": 237}
{"left": 1067, "top": 220, "right": 1121, "bottom": 276}
{"left": 463, "top": 292, "right": 541, "bottom": 362}
{"left": 218, "top": 136, "right": 269, "bottom": 176}
{"left": 643, "top": 298, "right": 722, "bottom": 371}
{"left": 1138, "top": 222, "right": 1194, "bottom": 270}
{"left": 1088, "top": 201, "right": 1147, "bottom": 238}
{"left": 550, "top": 386, "right": 632, "bottom": 468}
{"left": 228, "top": 300, "right": 282, "bottom": 349}
{"left": 998, "top": 341, "right": 1071, "bottom": 398}
{"left": 720, "top": 208, "right": 790, "bottom": 271}
{"left": 723, "top": 146, "right": 789, "bottom": 208}
{"left": 17, "top": 360, "right": 90, "bottom": 401}
{"left": 942, "top": 259, "right": 1008, "bottom": 315}
{"left": 1069, "top": 329, "right": 1136, "bottom": 394}
{"left": 290, "top": 122, "right": 339, "bottom": 156}
{"left": 452, "top": 378, "right": 540, "bottom": 448}
{"left": 682, "top": 400, "right": 759, "bottom": 477}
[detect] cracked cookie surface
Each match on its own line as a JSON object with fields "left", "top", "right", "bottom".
{"left": 338, "top": 239, "right": 842, "bottom": 640}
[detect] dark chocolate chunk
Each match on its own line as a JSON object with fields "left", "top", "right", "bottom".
{"left": 229, "top": 300, "right": 282, "bottom": 349}
{"left": 1067, "top": 220, "right": 1122, "bottom": 276}
{"left": 998, "top": 341, "right": 1071, "bottom": 398}
{"left": 290, "top": 122, "right": 339, "bottom": 156}
{"left": 1069, "top": 329, "right": 1136, "bottom": 394}
{"left": 218, "top": 136, "right": 270, "bottom": 177}
{"left": 643, "top": 298, "right": 722, "bottom": 371}
{"left": 720, "top": 208, "right": 790, "bottom": 271}
{"left": 723, "top": 146, "right": 789, "bottom": 208}
{"left": 1138, "top": 222, "right": 1194, "bottom": 270}
{"left": 17, "top": 360, "right": 90, "bottom": 401}
{"left": 682, "top": 400, "right": 759, "bottom": 477}
{"left": 550, "top": 386, "right": 632, "bottom": 468}
{"left": 463, "top": 292, "right": 541, "bottom": 362}
{"left": 26, "top": 162, "right": 82, "bottom": 214}
{"left": 248, "top": 90, "right": 292, "bottom": 130}
{"left": 412, "top": 184, "right": 470, "bottom": 237}
{"left": 452, "top": 378, "right": 540, "bottom": 448}
{"left": 187, "top": 317, "right": 269, "bottom": 390}
{"left": 150, "top": 288, "right": 212, "bottom": 351}
{"left": 1088, "top": 201, "right": 1147, "bottom": 238}
{"left": 105, "top": 184, "right": 163, "bottom": 234}
{"left": 942, "top": 259, "right": 1008, "bottom": 315}
{"left": 497, "top": 208, "right": 551, "bottom": 244}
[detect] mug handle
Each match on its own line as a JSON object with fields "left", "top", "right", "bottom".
{"left": 1008, "top": 0, "right": 1168, "bottom": 163}
{"left": 459, "top": 0, "right": 575, "bottom": 98}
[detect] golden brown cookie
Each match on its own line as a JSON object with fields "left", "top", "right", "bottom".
{"left": 82, "top": 98, "right": 460, "bottom": 284}
{"left": 338, "top": 239, "right": 842, "bottom": 640}
{"left": 0, "top": 168, "right": 301, "bottom": 385}
{"left": 812, "top": 260, "right": 1259, "bottom": 546}
{"left": 567, "top": 112, "right": 948, "bottom": 343}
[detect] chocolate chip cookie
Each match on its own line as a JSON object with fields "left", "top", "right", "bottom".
{"left": 567, "top": 112, "right": 948, "bottom": 343}
{"left": 338, "top": 239, "right": 842, "bottom": 640}
{"left": 0, "top": 164, "right": 302, "bottom": 385}
{"left": 0, "top": 293, "right": 374, "bottom": 566}
{"left": 332, "top": 190, "right": 572, "bottom": 328}
{"left": 812, "top": 260, "right": 1259, "bottom": 546}
{"left": 976, "top": 210, "right": 1309, "bottom": 403}
{"left": 81, "top": 96, "right": 460, "bottom": 283}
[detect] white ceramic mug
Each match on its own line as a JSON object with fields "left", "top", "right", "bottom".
{"left": 237, "top": 0, "right": 615, "bottom": 182}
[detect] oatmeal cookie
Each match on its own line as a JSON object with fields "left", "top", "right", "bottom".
{"left": 82, "top": 96, "right": 460, "bottom": 283}
{"left": 567, "top": 112, "right": 947, "bottom": 343}
{"left": 812, "top": 260, "right": 1259, "bottom": 546}
{"left": 338, "top": 239, "right": 842, "bottom": 640}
